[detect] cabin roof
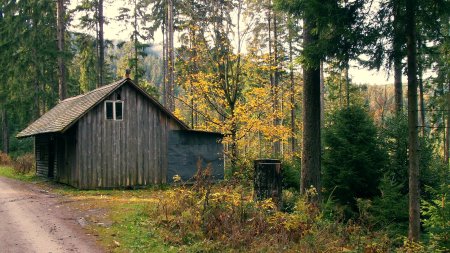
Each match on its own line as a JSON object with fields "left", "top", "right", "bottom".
{"left": 17, "top": 78, "right": 190, "bottom": 138}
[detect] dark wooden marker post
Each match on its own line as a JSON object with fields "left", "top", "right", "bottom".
{"left": 254, "top": 159, "right": 282, "bottom": 207}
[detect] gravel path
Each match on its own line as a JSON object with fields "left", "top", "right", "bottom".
{"left": 0, "top": 176, "right": 104, "bottom": 253}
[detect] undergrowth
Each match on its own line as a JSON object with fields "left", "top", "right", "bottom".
{"left": 0, "top": 152, "right": 35, "bottom": 176}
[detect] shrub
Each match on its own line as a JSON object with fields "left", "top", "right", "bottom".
{"left": 0, "top": 152, "right": 12, "bottom": 166}
{"left": 379, "top": 114, "right": 441, "bottom": 197}
{"left": 282, "top": 159, "right": 300, "bottom": 191}
{"left": 422, "top": 183, "right": 450, "bottom": 251}
{"left": 370, "top": 176, "right": 408, "bottom": 238}
{"left": 12, "top": 153, "right": 35, "bottom": 174}
{"left": 323, "top": 106, "right": 386, "bottom": 216}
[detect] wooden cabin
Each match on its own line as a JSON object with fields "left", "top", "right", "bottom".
{"left": 17, "top": 78, "right": 223, "bottom": 189}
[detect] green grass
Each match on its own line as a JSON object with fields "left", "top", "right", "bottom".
{"left": 96, "top": 203, "right": 176, "bottom": 253}
{"left": 0, "top": 166, "right": 39, "bottom": 181}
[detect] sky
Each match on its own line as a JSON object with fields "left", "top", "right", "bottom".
{"left": 70, "top": 0, "right": 403, "bottom": 86}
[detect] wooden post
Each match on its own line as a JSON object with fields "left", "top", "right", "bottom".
{"left": 254, "top": 159, "right": 282, "bottom": 207}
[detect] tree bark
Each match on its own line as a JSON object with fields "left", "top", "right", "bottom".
{"left": 133, "top": 0, "right": 139, "bottom": 85}
{"left": 393, "top": 2, "right": 403, "bottom": 114}
{"left": 300, "top": 15, "right": 321, "bottom": 200}
{"left": 230, "top": 117, "right": 238, "bottom": 170}
{"left": 273, "top": 8, "right": 281, "bottom": 157}
{"left": 1, "top": 109, "right": 8, "bottom": 154}
{"left": 446, "top": 82, "right": 450, "bottom": 165}
{"left": 166, "top": 0, "right": 175, "bottom": 112}
{"left": 98, "top": 0, "right": 105, "bottom": 87}
{"left": 320, "top": 61, "right": 324, "bottom": 129}
{"left": 289, "top": 24, "right": 297, "bottom": 154}
{"left": 344, "top": 63, "right": 350, "bottom": 108}
{"left": 406, "top": 0, "right": 420, "bottom": 241}
{"left": 418, "top": 67, "right": 426, "bottom": 136}
{"left": 57, "top": 0, "right": 66, "bottom": 100}
{"left": 162, "top": 9, "right": 167, "bottom": 104}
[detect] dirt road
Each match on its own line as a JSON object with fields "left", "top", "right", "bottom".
{"left": 0, "top": 176, "right": 104, "bottom": 253}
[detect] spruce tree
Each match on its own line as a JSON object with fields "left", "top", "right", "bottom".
{"left": 322, "top": 106, "right": 386, "bottom": 214}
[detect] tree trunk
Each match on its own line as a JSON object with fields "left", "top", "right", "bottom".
{"left": 393, "top": 2, "right": 403, "bottom": 114}
{"left": 446, "top": 82, "right": 450, "bottom": 165}
{"left": 57, "top": 0, "right": 66, "bottom": 100}
{"left": 406, "top": 0, "right": 420, "bottom": 242}
{"left": 134, "top": 0, "right": 139, "bottom": 85}
{"left": 345, "top": 63, "right": 350, "bottom": 108}
{"left": 320, "top": 61, "right": 325, "bottom": 128}
{"left": 98, "top": 0, "right": 105, "bottom": 87}
{"left": 289, "top": 25, "right": 297, "bottom": 154}
{"left": 394, "top": 61, "right": 403, "bottom": 114}
{"left": 418, "top": 68, "right": 426, "bottom": 136}
{"left": 162, "top": 11, "right": 167, "bottom": 103}
{"left": 167, "top": 0, "right": 175, "bottom": 112}
{"left": 300, "top": 15, "right": 321, "bottom": 200}
{"left": 34, "top": 79, "right": 40, "bottom": 119}
{"left": 230, "top": 117, "right": 238, "bottom": 170}
{"left": 273, "top": 9, "right": 281, "bottom": 157}
{"left": 1, "top": 109, "right": 8, "bottom": 154}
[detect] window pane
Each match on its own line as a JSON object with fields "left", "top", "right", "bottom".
{"left": 115, "top": 101, "right": 123, "bottom": 120}
{"left": 105, "top": 101, "right": 114, "bottom": 119}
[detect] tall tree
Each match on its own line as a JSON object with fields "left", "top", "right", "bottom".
{"left": 300, "top": 13, "right": 321, "bottom": 197}
{"left": 392, "top": 0, "right": 405, "bottom": 114}
{"left": 166, "top": 0, "right": 175, "bottom": 111}
{"left": 57, "top": 0, "right": 67, "bottom": 100}
{"left": 405, "top": 0, "right": 420, "bottom": 242}
{"left": 117, "top": 0, "right": 152, "bottom": 84}
{"left": 75, "top": 0, "right": 106, "bottom": 87}
{"left": 275, "top": 0, "right": 321, "bottom": 197}
{"left": 0, "top": 8, "right": 8, "bottom": 154}
{"left": 1, "top": 110, "right": 7, "bottom": 154}
{"left": 98, "top": 0, "right": 105, "bottom": 86}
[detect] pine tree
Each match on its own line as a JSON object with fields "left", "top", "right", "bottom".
{"left": 322, "top": 106, "right": 385, "bottom": 214}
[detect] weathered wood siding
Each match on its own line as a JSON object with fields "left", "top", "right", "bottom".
{"left": 35, "top": 134, "right": 58, "bottom": 178}
{"left": 35, "top": 134, "right": 50, "bottom": 177}
{"left": 54, "top": 127, "right": 77, "bottom": 185}
{"left": 74, "top": 83, "right": 181, "bottom": 189}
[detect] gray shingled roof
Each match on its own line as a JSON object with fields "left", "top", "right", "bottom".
{"left": 17, "top": 78, "right": 188, "bottom": 138}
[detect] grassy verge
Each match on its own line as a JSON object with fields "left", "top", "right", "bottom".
{"left": 0, "top": 166, "right": 39, "bottom": 182}
{"left": 53, "top": 188, "right": 178, "bottom": 252}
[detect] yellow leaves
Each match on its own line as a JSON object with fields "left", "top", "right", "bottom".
{"left": 172, "top": 174, "right": 181, "bottom": 183}
{"left": 173, "top": 108, "right": 186, "bottom": 123}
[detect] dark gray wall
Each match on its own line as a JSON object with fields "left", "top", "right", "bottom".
{"left": 167, "top": 130, "right": 223, "bottom": 182}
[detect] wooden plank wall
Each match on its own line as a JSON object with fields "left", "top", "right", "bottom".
{"left": 54, "top": 128, "right": 77, "bottom": 185}
{"left": 35, "top": 135, "right": 49, "bottom": 177}
{"left": 75, "top": 83, "right": 181, "bottom": 189}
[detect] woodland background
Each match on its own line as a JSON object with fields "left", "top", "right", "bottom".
{"left": 0, "top": 0, "right": 449, "bottom": 249}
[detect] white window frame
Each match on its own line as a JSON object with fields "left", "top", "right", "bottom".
{"left": 105, "top": 100, "right": 124, "bottom": 121}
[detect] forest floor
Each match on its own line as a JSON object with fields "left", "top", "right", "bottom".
{"left": 0, "top": 175, "right": 105, "bottom": 253}
{"left": 0, "top": 166, "right": 406, "bottom": 253}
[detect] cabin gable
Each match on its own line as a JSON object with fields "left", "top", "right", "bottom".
{"left": 74, "top": 83, "right": 182, "bottom": 188}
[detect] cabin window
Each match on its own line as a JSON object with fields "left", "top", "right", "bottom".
{"left": 115, "top": 101, "right": 123, "bottom": 120}
{"left": 105, "top": 100, "right": 124, "bottom": 121}
{"left": 105, "top": 101, "right": 114, "bottom": 120}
